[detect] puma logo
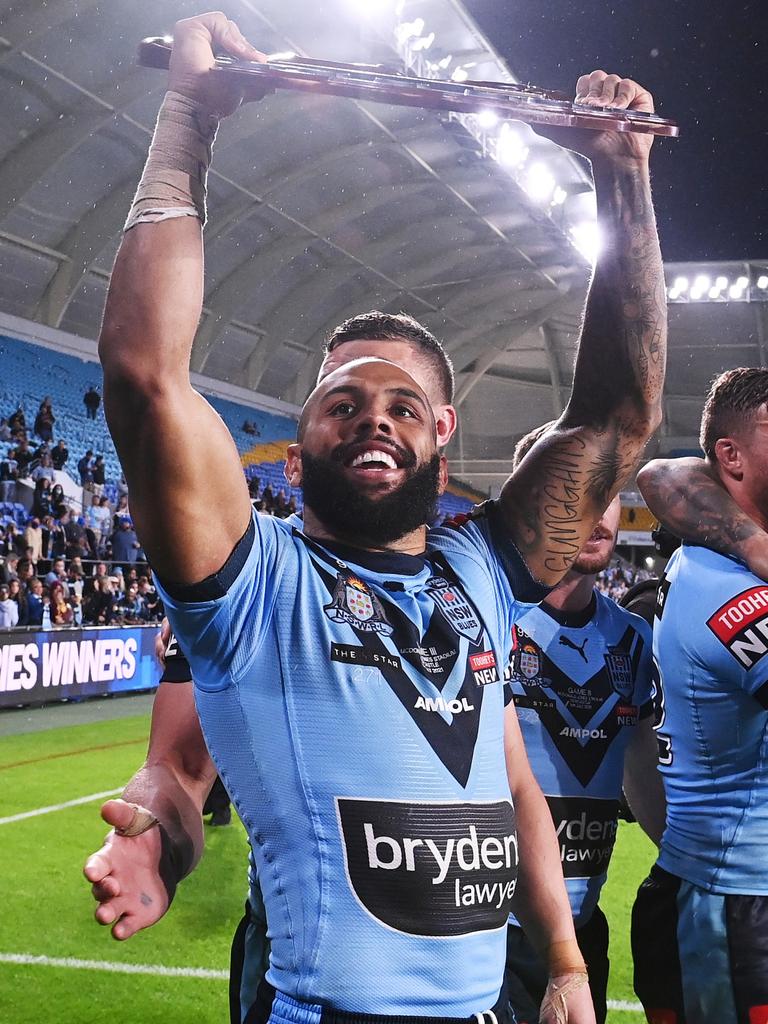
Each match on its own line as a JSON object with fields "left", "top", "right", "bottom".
{"left": 559, "top": 635, "right": 589, "bottom": 663}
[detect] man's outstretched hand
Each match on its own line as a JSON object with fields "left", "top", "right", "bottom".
{"left": 169, "top": 12, "right": 268, "bottom": 117}
{"left": 83, "top": 799, "right": 171, "bottom": 940}
{"left": 535, "top": 69, "right": 655, "bottom": 166}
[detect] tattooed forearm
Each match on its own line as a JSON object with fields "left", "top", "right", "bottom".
{"left": 567, "top": 161, "right": 667, "bottom": 435}
{"left": 638, "top": 458, "right": 768, "bottom": 563}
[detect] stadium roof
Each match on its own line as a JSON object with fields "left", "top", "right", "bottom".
{"left": 0, "top": 0, "right": 766, "bottom": 491}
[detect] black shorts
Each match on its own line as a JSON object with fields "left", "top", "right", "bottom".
{"left": 504, "top": 907, "right": 609, "bottom": 1024}
{"left": 632, "top": 864, "right": 768, "bottom": 1024}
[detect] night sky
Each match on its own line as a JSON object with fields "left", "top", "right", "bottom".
{"left": 464, "top": 0, "right": 766, "bottom": 263}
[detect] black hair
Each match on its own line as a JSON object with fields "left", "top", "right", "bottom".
{"left": 700, "top": 367, "right": 768, "bottom": 460}
{"left": 324, "top": 310, "right": 455, "bottom": 404}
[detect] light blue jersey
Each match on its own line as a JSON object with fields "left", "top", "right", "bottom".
{"left": 156, "top": 504, "right": 550, "bottom": 1016}
{"left": 653, "top": 544, "right": 768, "bottom": 894}
{"left": 505, "top": 593, "right": 652, "bottom": 926}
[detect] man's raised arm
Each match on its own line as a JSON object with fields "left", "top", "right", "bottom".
{"left": 499, "top": 72, "right": 666, "bottom": 586}
{"left": 638, "top": 457, "right": 768, "bottom": 580}
{"left": 99, "top": 15, "right": 265, "bottom": 583}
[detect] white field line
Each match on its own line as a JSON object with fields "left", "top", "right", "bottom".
{"left": 0, "top": 788, "right": 121, "bottom": 825}
{"left": 0, "top": 953, "right": 226, "bottom": 979}
{"left": 0, "top": 953, "right": 641, "bottom": 1009}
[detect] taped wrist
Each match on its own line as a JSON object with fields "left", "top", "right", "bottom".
{"left": 124, "top": 91, "right": 218, "bottom": 231}
{"left": 547, "top": 938, "right": 587, "bottom": 977}
{"left": 540, "top": 971, "right": 590, "bottom": 1024}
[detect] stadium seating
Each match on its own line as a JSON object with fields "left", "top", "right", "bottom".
{"left": 0, "top": 332, "right": 475, "bottom": 520}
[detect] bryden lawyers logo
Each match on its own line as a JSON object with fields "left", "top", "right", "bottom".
{"left": 336, "top": 797, "right": 517, "bottom": 937}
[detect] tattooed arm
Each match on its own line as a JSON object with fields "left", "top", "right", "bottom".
{"left": 638, "top": 457, "right": 768, "bottom": 579}
{"left": 498, "top": 71, "right": 666, "bottom": 585}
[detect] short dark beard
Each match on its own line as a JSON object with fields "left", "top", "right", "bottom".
{"left": 301, "top": 450, "right": 441, "bottom": 547}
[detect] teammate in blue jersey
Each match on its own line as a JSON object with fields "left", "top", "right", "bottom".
{"left": 86, "top": 12, "right": 667, "bottom": 1023}
{"left": 631, "top": 368, "right": 768, "bottom": 1023}
{"left": 503, "top": 424, "right": 665, "bottom": 1024}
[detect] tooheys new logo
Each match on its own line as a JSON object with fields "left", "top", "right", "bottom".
{"left": 337, "top": 798, "right": 517, "bottom": 936}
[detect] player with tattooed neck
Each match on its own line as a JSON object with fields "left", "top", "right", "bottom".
{"left": 88, "top": 13, "right": 666, "bottom": 1024}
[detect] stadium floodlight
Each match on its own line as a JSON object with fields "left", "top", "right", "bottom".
{"left": 525, "top": 162, "right": 556, "bottom": 203}
{"left": 708, "top": 286, "right": 721, "bottom": 299}
{"left": 673, "top": 276, "right": 689, "bottom": 293}
{"left": 570, "top": 221, "right": 602, "bottom": 264}
{"left": 451, "top": 66, "right": 469, "bottom": 82}
{"left": 693, "top": 274, "right": 711, "bottom": 292}
{"left": 736, "top": 276, "right": 749, "bottom": 288}
{"left": 728, "top": 283, "right": 744, "bottom": 299}
{"left": 495, "top": 123, "right": 528, "bottom": 168}
{"left": 645, "top": 556, "right": 655, "bottom": 570}
{"left": 758, "top": 275, "right": 768, "bottom": 289}
{"left": 715, "top": 276, "right": 728, "bottom": 290}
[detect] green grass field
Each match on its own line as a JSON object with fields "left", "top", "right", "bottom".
{"left": 0, "top": 704, "right": 655, "bottom": 1023}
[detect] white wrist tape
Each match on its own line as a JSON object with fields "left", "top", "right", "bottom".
{"left": 124, "top": 91, "right": 218, "bottom": 232}
{"left": 114, "top": 802, "right": 160, "bottom": 837}
{"left": 540, "top": 971, "right": 589, "bottom": 1024}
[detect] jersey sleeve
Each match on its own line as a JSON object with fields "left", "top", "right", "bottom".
{"left": 430, "top": 500, "right": 552, "bottom": 649}
{"left": 701, "top": 573, "right": 768, "bottom": 707}
{"left": 153, "top": 511, "right": 290, "bottom": 693}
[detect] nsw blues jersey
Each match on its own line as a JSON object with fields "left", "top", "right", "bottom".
{"left": 505, "top": 592, "right": 653, "bottom": 925}
{"left": 155, "top": 504, "right": 549, "bottom": 1016}
{"left": 654, "top": 545, "right": 768, "bottom": 894}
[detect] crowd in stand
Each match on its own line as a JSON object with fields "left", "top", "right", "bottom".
{"left": 595, "top": 563, "right": 654, "bottom": 602}
{"left": 248, "top": 475, "right": 299, "bottom": 518}
{"left": 0, "top": 393, "right": 160, "bottom": 629}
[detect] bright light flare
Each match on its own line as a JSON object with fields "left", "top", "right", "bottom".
{"left": 673, "top": 276, "right": 689, "bottom": 293}
{"left": 758, "top": 275, "right": 768, "bottom": 289}
{"left": 477, "top": 109, "right": 499, "bottom": 129}
{"left": 495, "top": 124, "right": 528, "bottom": 168}
{"left": 570, "top": 221, "right": 602, "bottom": 264}
{"left": 525, "top": 162, "right": 556, "bottom": 203}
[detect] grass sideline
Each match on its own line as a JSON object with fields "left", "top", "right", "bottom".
{"left": 0, "top": 710, "right": 655, "bottom": 1023}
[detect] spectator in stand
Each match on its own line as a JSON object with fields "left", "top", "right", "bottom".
{"left": 88, "top": 496, "right": 111, "bottom": 556}
{"left": 8, "top": 406, "right": 25, "bottom": 437}
{"left": 0, "top": 419, "right": 11, "bottom": 442}
{"left": 83, "top": 386, "right": 101, "bottom": 420}
{"left": 8, "top": 578, "right": 29, "bottom": 626}
{"left": 33, "top": 397, "right": 56, "bottom": 443}
{"left": 68, "top": 557, "right": 85, "bottom": 599}
{"left": 26, "top": 577, "right": 44, "bottom": 626}
{"left": 0, "top": 552, "right": 19, "bottom": 586}
{"left": 83, "top": 560, "right": 109, "bottom": 599}
{"left": 50, "top": 484, "right": 66, "bottom": 518}
{"left": 16, "top": 556, "right": 35, "bottom": 589}
{"left": 86, "top": 577, "right": 118, "bottom": 625}
{"left": 137, "top": 575, "right": 160, "bottom": 621}
{"left": 1, "top": 523, "right": 25, "bottom": 558}
{"left": 117, "top": 473, "right": 128, "bottom": 502}
{"left": 23, "top": 518, "right": 43, "bottom": 565}
{"left": 92, "top": 455, "right": 105, "bottom": 497}
{"left": 78, "top": 450, "right": 94, "bottom": 488}
{"left": 113, "top": 494, "right": 131, "bottom": 530}
{"left": 32, "top": 478, "right": 52, "bottom": 519}
{"left": 0, "top": 583, "right": 19, "bottom": 628}
{"left": 248, "top": 474, "right": 260, "bottom": 500}
{"left": 242, "top": 419, "right": 260, "bottom": 436}
{"left": 45, "top": 557, "right": 69, "bottom": 598}
{"left": 60, "top": 510, "right": 86, "bottom": 560}
{"left": 287, "top": 495, "right": 298, "bottom": 516}
{"left": 31, "top": 453, "right": 55, "bottom": 484}
{"left": 261, "top": 482, "right": 274, "bottom": 510}
{"left": 15, "top": 439, "right": 33, "bottom": 479}
{"left": 119, "top": 583, "right": 145, "bottom": 624}
{"left": 51, "top": 439, "right": 69, "bottom": 471}
{"left": 0, "top": 447, "right": 18, "bottom": 502}
{"left": 49, "top": 581, "right": 73, "bottom": 626}
{"left": 273, "top": 488, "right": 288, "bottom": 517}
